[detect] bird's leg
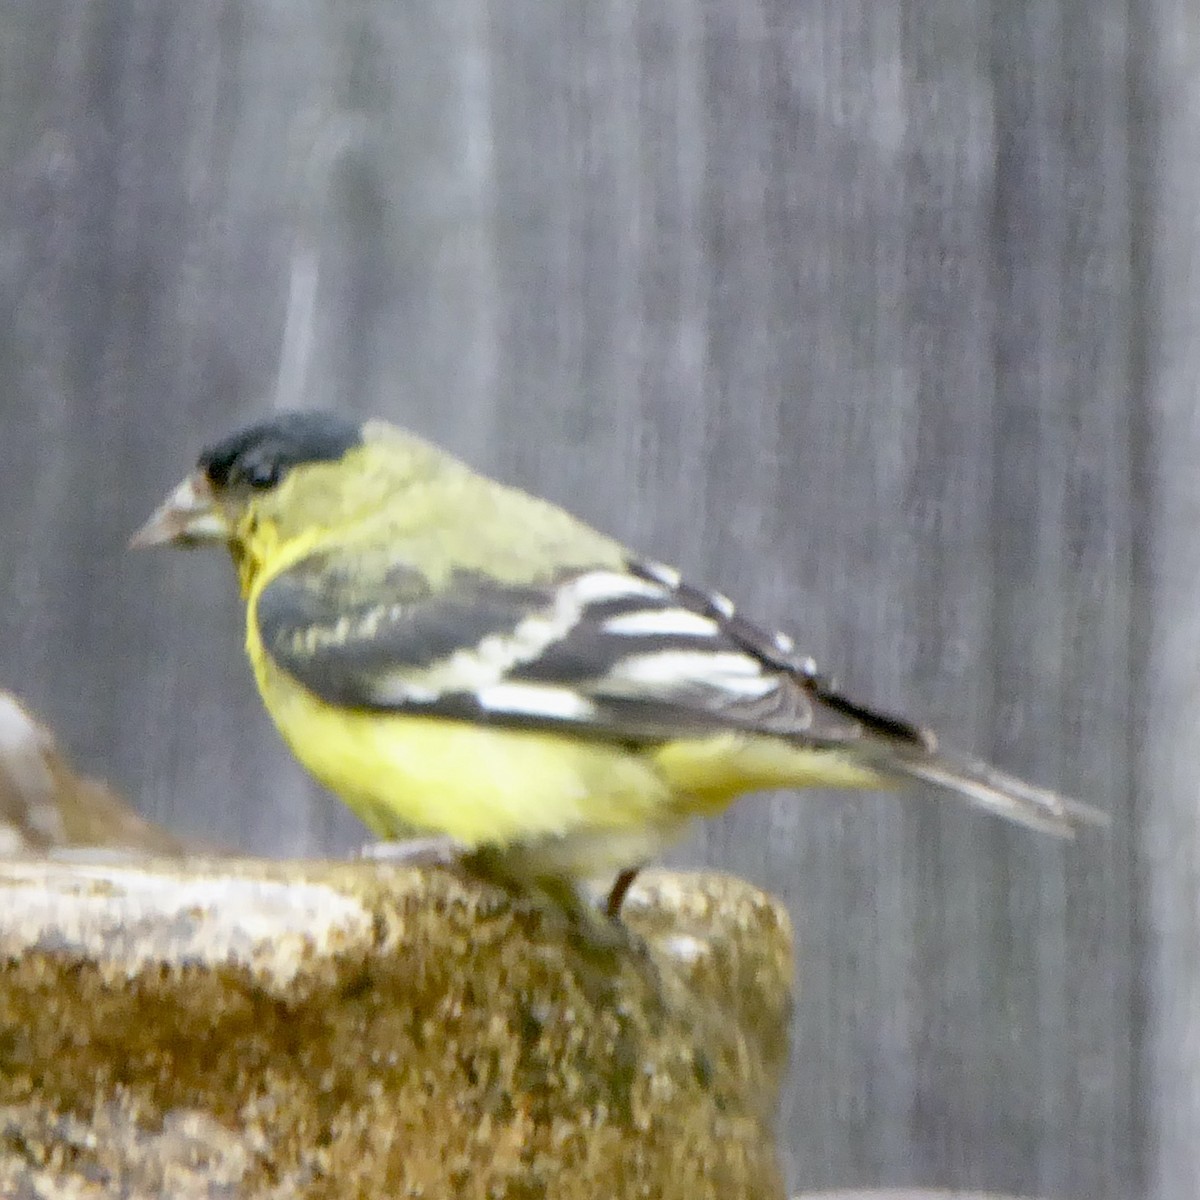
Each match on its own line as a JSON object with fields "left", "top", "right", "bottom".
{"left": 604, "top": 867, "right": 642, "bottom": 919}
{"left": 358, "top": 835, "right": 468, "bottom": 868}
{"left": 460, "top": 846, "right": 647, "bottom": 965}
{"left": 362, "top": 843, "right": 651, "bottom": 970}
{"left": 535, "top": 874, "right": 628, "bottom": 955}
{"left": 531, "top": 872, "right": 658, "bottom": 994}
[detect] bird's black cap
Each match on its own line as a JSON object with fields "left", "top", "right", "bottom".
{"left": 198, "top": 411, "right": 364, "bottom": 490}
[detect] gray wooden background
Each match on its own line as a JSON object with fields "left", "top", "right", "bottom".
{"left": 0, "top": 1, "right": 1190, "bottom": 1196}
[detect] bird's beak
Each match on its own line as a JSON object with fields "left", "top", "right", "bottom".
{"left": 129, "top": 472, "right": 229, "bottom": 549}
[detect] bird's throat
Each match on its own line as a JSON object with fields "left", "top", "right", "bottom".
{"left": 229, "top": 515, "right": 281, "bottom": 600}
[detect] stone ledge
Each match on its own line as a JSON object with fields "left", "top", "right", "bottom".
{"left": 0, "top": 859, "right": 792, "bottom": 1199}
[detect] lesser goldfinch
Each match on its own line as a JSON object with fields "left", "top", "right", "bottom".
{"left": 132, "top": 411, "right": 1106, "bottom": 919}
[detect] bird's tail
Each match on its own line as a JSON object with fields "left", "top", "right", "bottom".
{"left": 804, "top": 677, "right": 1110, "bottom": 837}
{"left": 876, "top": 744, "right": 1110, "bottom": 837}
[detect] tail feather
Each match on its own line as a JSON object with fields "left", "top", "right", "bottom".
{"left": 804, "top": 677, "right": 1109, "bottom": 837}
{"left": 883, "top": 745, "right": 1111, "bottom": 838}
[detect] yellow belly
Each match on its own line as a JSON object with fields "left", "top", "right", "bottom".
{"left": 251, "top": 650, "right": 675, "bottom": 850}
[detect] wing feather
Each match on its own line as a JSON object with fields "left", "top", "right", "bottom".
{"left": 254, "top": 551, "right": 886, "bottom": 747}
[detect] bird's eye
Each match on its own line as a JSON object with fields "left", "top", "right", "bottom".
{"left": 243, "top": 460, "right": 283, "bottom": 490}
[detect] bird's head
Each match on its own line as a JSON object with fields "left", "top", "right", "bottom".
{"left": 131, "top": 410, "right": 443, "bottom": 591}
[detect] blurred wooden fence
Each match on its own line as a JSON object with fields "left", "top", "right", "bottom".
{"left": 1, "top": 2, "right": 1194, "bottom": 1196}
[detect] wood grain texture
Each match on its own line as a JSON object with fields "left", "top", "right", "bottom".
{"left": 0, "top": 1, "right": 1167, "bottom": 1195}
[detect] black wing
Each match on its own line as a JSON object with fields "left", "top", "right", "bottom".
{"left": 254, "top": 550, "right": 922, "bottom": 749}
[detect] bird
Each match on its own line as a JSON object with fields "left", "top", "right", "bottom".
{"left": 131, "top": 410, "right": 1107, "bottom": 926}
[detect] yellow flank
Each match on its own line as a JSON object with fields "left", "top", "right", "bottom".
{"left": 650, "top": 734, "right": 889, "bottom": 814}
{"left": 247, "top": 613, "right": 672, "bottom": 847}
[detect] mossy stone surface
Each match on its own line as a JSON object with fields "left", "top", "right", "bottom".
{"left": 0, "top": 860, "right": 791, "bottom": 1198}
